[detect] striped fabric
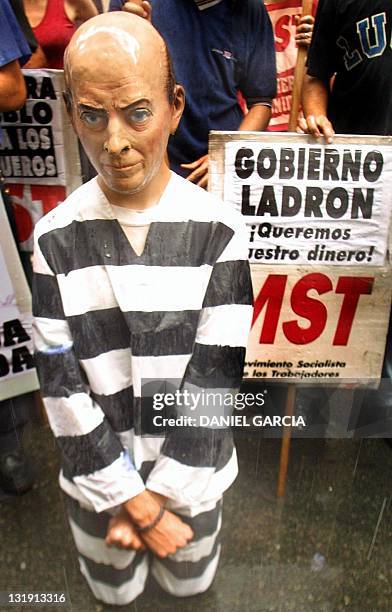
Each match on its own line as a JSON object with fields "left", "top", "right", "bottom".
{"left": 32, "top": 172, "right": 253, "bottom": 514}
{"left": 65, "top": 493, "right": 223, "bottom": 605}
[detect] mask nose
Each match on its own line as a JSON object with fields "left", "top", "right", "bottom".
{"left": 103, "top": 118, "right": 131, "bottom": 155}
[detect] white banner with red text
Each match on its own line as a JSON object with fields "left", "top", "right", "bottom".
{"left": 209, "top": 132, "right": 392, "bottom": 384}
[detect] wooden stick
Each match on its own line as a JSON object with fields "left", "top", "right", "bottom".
{"left": 288, "top": 0, "right": 314, "bottom": 132}
{"left": 277, "top": 385, "right": 296, "bottom": 498}
{"left": 33, "top": 390, "right": 48, "bottom": 425}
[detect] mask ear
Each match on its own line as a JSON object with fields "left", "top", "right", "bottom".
{"left": 170, "top": 84, "right": 185, "bottom": 135}
{"left": 62, "top": 91, "right": 74, "bottom": 123}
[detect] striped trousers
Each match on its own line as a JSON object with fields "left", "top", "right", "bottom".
{"left": 65, "top": 494, "right": 222, "bottom": 606}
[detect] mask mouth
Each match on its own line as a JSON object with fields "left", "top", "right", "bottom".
{"left": 104, "top": 161, "right": 142, "bottom": 171}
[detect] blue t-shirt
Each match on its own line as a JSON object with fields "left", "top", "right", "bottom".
{"left": 0, "top": 0, "right": 31, "bottom": 68}
{"left": 109, "top": 0, "right": 276, "bottom": 175}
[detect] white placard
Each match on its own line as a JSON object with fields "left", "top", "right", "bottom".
{"left": 223, "top": 139, "right": 392, "bottom": 266}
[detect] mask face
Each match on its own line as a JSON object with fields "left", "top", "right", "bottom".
{"left": 67, "top": 27, "right": 184, "bottom": 204}
{"left": 73, "top": 80, "right": 172, "bottom": 199}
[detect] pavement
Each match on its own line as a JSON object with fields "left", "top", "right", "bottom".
{"left": 0, "top": 394, "right": 391, "bottom": 612}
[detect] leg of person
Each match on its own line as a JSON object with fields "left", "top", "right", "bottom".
{"left": 151, "top": 498, "right": 222, "bottom": 597}
{"left": 64, "top": 493, "right": 149, "bottom": 605}
{"left": 0, "top": 394, "right": 34, "bottom": 494}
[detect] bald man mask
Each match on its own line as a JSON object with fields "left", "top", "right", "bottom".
{"left": 64, "top": 13, "right": 184, "bottom": 207}
{"left": 32, "top": 11, "right": 253, "bottom": 606}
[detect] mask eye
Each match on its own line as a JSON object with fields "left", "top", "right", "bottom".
{"left": 128, "top": 108, "right": 152, "bottom": 124}
{"left": 80, "top": 111, "right": 106, "bottom": 129}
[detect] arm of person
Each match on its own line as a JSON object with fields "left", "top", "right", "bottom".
{"left": 238, "top": 103, "right": 271, "bottom": 132}
{"left": 300, "top": 73, "right": 334, "bottom": 143}
{"left": 32, "top": 224, "right": 146, "bottom": 514}
{"left": 65, "top": 0, "right": 99, "bottom": 23}
{"left": 182, "top": 103, "right": 273, "bottom": 188}
{"left": 240, "top": 0, "right": 276, "bottom": 126}
{"left": 183, "top": 2, "right": 276, "bottom": 188}
{"left": 299, "top": 0, "right": 337, "bottom": 143}
{"left": 23, "top": 46, "right": 48, "bottom": 69}
{"left": 0, "top": 58, "right": 26, "bottom": 111}
{"left": 0, "top": 0, "right": 33, "bottom": 110}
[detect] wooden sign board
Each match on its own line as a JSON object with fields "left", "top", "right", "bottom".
{"left": 0, "top": 69, "right": 82, "bottom": 251}
{"left": 0, "top": 69, "right": 81, "bottom": 189}
{"left": 0, "top": 70, "right": 81, "bottom": 400}
{"left": 0, "top": 197, "right": 39, "bottom": 400}
{"left": 209, "top": 132, "right": 392, "bottom": 385}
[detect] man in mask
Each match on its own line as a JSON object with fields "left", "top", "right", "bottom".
{"left": 32, "top": 11, "right": 253, "bottom": 605}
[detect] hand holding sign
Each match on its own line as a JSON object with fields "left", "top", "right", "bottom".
{"left": 297, "top": 114, "right": 335, "bottom": 144}
{"left": 294, "top": 14, "right": 315, "bottom": 48}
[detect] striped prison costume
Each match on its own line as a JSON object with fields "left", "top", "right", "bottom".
{"left": 32, "top": 172, "right": 253, "bottom": 605}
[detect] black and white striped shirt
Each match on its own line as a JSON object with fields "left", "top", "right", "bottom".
{"left": 32, "top": 172, "right": 253, "bottom": 514}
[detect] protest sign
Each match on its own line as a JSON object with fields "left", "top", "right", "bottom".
{"left": 222, "top": 135, "right": 392, "bottom": 266}
{"left": 246, "top": 265, "right": 391, "bottom": 382}
{"left": 209, "top": 132, "right": 392, "bottom": 384}
{"left": 0, "top": 197, "right": 39, "bottom": 401}
{"left": 0, "top": 70, "right": 82, "bottom": 250}
{"left": 265, "top": 0, "right": 317, "bottom": 131}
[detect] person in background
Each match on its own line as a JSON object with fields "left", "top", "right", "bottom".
{"left": 110, "top": 0, "right": 277, "bottom": 188}
{"left": 301, "top": 0, "right": 391, "bottom": 140}
{"left": 22, "top": 0, "right": 98, "bottom": 69}
{"left": 22, "top": 1, "right": 99, "bottom": 185}
{"left": 0, "top": 0, "right": 36, "bottom": 495}
{"left": 0, "top": 1, "right": 31, "bottom": 112}
{"left": 300, "top": 0, "right": 392, "bottom": 437}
